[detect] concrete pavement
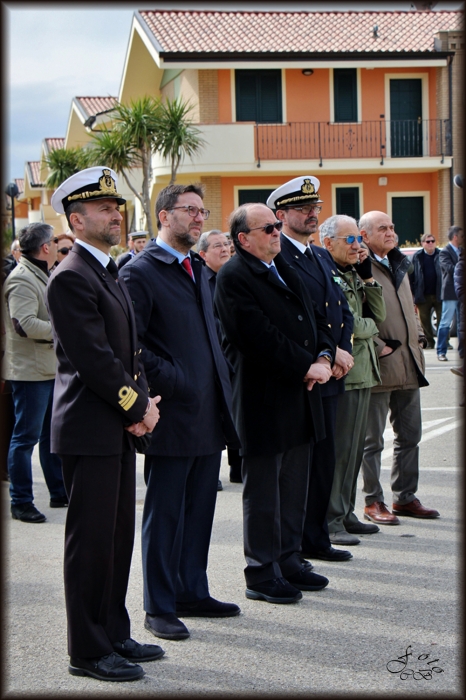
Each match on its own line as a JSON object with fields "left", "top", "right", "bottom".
{"left": 3, "top": 344, "right": 462, "bottom": 696}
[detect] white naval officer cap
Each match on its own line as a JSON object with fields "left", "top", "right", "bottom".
{"left": 129, "top": 231, "right": 148, "bottom": 240}
{"left": 51, "top": 166, "right": 126, "bottom": 215}
{"left": 266, "top": 176, "right": 323, "bottom": 210}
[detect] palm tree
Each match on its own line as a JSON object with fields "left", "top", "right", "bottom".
{"left": 44, "top": 147, "right": 91, "bottom": 189}
{"left": 88, "top": 97, "right": 162, "bottom": 236}
{"left": 157, "top": 98, "right": 206, "bottom": 185}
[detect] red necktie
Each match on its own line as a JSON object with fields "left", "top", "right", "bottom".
{"left": 181, "top": 257, "right": 194, "bottom": 280}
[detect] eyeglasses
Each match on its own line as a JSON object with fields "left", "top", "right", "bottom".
{"left": 424, "top": 239, "right": 435, "bottom": 244}
{"left": 58, "top": 247, "right": 72, "bottom": 255}
{"left": 247, "top": 221, "right": 283, "bottom": 235}
{"left": 335, "top": 235, "right": 363, "bottom": 244}
{"left": 169, "top": 205, "right": 210, "bottom": 220}
{"left": 286, "top": 205, "right": 323, "bottom": 215}
{"left": 45, "top": 237, "right": 59, "bottom": 246}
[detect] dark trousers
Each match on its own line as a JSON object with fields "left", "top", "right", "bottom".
{"left": 60, "top": 451, "right": 135, "bottom": 658}
{"left": 242, "top": 442, "right": 310, "bottom": 586}
{"left": 416, "top": 296, "right": 443, "bottom": 348}
{"left": 142, "top": 452, "right": 221, "bottom": 615}
{"left": 301, "top": 394, "right": 338, "bottom": 554}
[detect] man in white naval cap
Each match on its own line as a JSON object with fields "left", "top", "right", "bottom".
{"left": 117, "top": 231, "right": 148, "bottom": 270}
{"left": 267, "top": 177, "right": 365, "bottom": 563}
{"left": 46, "top": 167, "right": 162, "bottom": 682}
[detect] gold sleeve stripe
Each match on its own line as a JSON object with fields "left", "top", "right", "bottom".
{"left": 118, "top": 386, "right": 138, "bottom": 411}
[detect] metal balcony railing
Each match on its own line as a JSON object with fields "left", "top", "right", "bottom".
{"left": 254, "top": 119, "right": 452, "bottom": 166}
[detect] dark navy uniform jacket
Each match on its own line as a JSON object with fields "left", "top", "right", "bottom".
{"left": 279, "top": 233, "right": 354, "bottom": 397}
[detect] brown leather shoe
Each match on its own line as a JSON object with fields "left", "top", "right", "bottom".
{"left": 392, "top": 498, "right": 440, "bottom": 519}
{"left": 364, "top": 502, "right": 400, "bottom": 525}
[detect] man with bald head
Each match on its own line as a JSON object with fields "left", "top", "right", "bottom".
{"left": 215, "top": 202, "right": 336, "bottom": 604}
{"left": 358, "top": 210, "right": 439, "bottom": 525}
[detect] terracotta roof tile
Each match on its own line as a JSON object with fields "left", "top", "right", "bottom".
{"left": 76, "top": 96, "right": 117, "bottom": 117}
{"left": 44, "top": 138, "right": 65, "bottom": 152}
{"left": 27, "top": 161, "right": 43, "bottom": 187}
{"left": 139, "top": 10, "right": 463, "bottom": 54}
{"left": 15, "top": 178, "right": 24, "bottom": 195}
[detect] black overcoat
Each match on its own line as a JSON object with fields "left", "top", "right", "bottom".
{"left": 46, "top": 244, "right": 149, "bottom": 456}
{"left": 439, "top": 242, "right": 459, "bottom": 301}
{"left": 214, "top": 247, "right": 336, "bottom": 457}
{"left": 279, "top": 235, "right": 354, "bottom": 397}
{"left": 119, "top": 240, "right": 239, "bottom": 456}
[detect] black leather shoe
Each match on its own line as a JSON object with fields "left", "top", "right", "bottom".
{"left": 246, "top": 577, "right": 302, "bottom": 604}
{"left": 217, "top": 479, "right": 223, "bottom": 491}
{"left": 302, "top": 547, "right": 352, "bottom": 562}
{"left": 50, "top": 496, "right": 69, "bottom": 508}
{"left": 345, "top": 521, "right": 380, "bottom": 534}
{"left": 11, "top": 503, "right": 46, "bottom": 523}
{"left": 69, "top": 652, "right": 144, "bottom": 681}
{"left": 112, "top": 638, "right": 165, "bottom": 661}
{"left": 285, "top": 567, "right": 329, "bottom": 591}
{"left": 176, "top": 596, "right": 240, "bottom": 618}
{"left": 144, "top": 613, "right": 190, "bottom": 640}
{"left": 229, "top": 470, "right": 243, "bottom": 483}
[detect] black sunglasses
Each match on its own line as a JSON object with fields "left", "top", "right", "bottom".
{"left": 247, "top": 221, "right": 283, "bottom": 235}
{"left": 58, "top": 247, "right": 72, "bottom": 255}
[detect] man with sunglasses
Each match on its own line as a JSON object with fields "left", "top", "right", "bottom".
{"left": 409, "top": 234, "right": 443, "bottom": 350}
{"left": 3, "top": 222, "right": 67, "bottom": 523}
{"left": 267, "top": 177, "right": 359, "bottom": 559}
{"left": 215, "top": 202, "right": 336, "bottom": 604}
{"left": 120, "top": 184, "right": 240, "bottom": 641}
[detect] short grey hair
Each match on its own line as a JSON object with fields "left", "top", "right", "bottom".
{"left": 18, "top": 222, "right": 54, "bottom": 256}
{"left": 358, "top": 213, "right": 374, "bottom": 235}
{"left": 11, "top": 239, "right": 21, "bottom": 252}
{"left": 319, "top": 215, "right": 357, "bottom": 245}
{"left": 229, "top": 203, "right": 258, "bottom": 247}
{"left": 448, "top": 225, "right": 463, "bottom": 241}
{"left": 197, "top": 230, "right": 224, "bottom": 253}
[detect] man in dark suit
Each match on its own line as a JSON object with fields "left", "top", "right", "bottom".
{"left": 437, "top": 226, "right": 463, "bottom": 361}
{"left": 215, "top": 202, "right": 335, "bottom": 604}
{"left": 120, "top": 184, "right": 240, "bottom": 642}
{"left": 47, "top": 167, "right": 162, "bottom": 683}
{"left": 267, "top": 177, "right": 367, "bottom": 557}
{"left": 197, "top": 229, "right": 243, "bottom": 485}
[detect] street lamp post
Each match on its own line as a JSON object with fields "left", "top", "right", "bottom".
{"left": 5, "top": 182, "right": 20, "bottom": 240}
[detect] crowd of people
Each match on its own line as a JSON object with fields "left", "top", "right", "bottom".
{"left": 2, "top": 165, "right": 461, "bottom": 683}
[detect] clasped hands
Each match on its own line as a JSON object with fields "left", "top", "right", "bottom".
{"left": 125, "top": 395, "right": 161, "bottom": 436}
{"left": 303, "top": 347, "right": 354, "bottom": 391}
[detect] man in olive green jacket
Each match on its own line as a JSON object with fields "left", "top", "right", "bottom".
{"left": 359, "top": 211, "right": 439, "bottom": 524}
{"left": 2, "top": 223, "right": 67, "bottom": 523}
{"left": 320, "top": 215, "right": 386, "bottom": 546}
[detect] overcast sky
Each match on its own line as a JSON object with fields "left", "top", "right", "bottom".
{"left": 5, "top": 0, "right": 464, "bottom": 183}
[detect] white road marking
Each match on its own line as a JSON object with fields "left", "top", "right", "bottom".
{"left": 381, "top": 420, "right": 460, "bottom": 463}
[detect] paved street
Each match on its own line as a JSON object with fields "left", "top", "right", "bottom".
{"left": 3, "top": 344, "right": 462, "bottom": 697}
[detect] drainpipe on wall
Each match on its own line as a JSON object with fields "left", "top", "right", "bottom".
{"left": 448, "top": 53, "right": 454, "bottom": 226}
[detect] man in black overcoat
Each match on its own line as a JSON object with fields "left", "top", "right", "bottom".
{"left": 268, "top": 176, "right": 368, "bottom": 557}
{"left": 214, "top": 202, "right": 336, "bottom": 604}
{"left": 47, "top": 167, "right": 162, "bottom": 682}
{"left": 120, "top": 184, "right": 240, "bottom": 642}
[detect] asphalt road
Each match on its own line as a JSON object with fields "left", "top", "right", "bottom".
{"left": 3, "top": 344, "right": 462, "bottom": 697}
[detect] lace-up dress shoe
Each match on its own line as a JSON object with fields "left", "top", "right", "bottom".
{"left": 11, "top": 503, "right": 46, "bottom": 523}
{"left": 246, "top": 577, "right": 302, "bottom": 603}
{"left": 144, "top": 613, "right": 190, "bottom": 640}
{"left": 392, "top": 498, "right": 440, "bottom": 519}
{"left": 364, "top": 502, "right": 400, "bottom": 525}
{"left": 176, "top": 596, "right": 240, "bottom": 618}
{"left": 68, "top": 652, "right": 144, "bottom": 681}
{"left": 329, "top": 531, "right": 360, "bottom": 545}
{"left": 50, "top": 496, "right": 69, "bottom": 508}
{"left": 113, "top": 638, "right": 165, "bottom": 661}
{"left": 302, "top": 546, "right": 353, "bottom": 562}
{"left": 345, "top": 521, "right": 380, "bottom": 534}
{"left": 286, "top": 567, "right": 329, "bottom": 591}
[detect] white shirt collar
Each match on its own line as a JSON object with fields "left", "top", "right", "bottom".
{"left": 75, "top": 239, "right": 110, "bottom": 268}
{"left": 283, "top": 233, "right": 308, "bottom": 255}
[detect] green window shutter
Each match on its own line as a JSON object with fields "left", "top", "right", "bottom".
{"left": 336, "top": 187, "right": 360, "bottom": 219}
{"left": 391, "top": 196, "right": 424, "bottom": 246}
{"left": 236, "top": 71, "right": 282, "bottom": 123}
{"left": 334, "top": 69, "right": 357, "bottom": 122}
{"left": 238, "top": 189, "right": 274, "bottom": 206}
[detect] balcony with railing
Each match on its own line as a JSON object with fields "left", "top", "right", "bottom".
{"left": 254, "top": 119, "right": 452, "bottom": 166}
